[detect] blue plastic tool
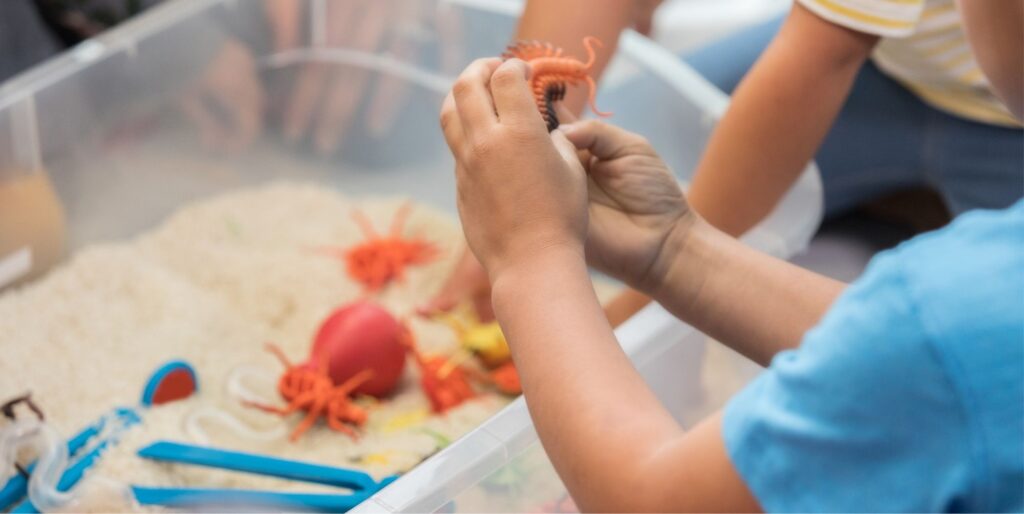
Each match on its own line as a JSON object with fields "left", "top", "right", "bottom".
{"left": 2, "top": 408, "right": 141, "bottom": 513}
{"left": 0, "top": 417, "right": 98, "bottom": 510}
{"left": 1, "top": 360, "right": 196, "bottom": 511}
{"left": 140, "top": 360, "right": 198, "bottom": 407}
{"left": 131, "top": 441, "right": 397, "bottom": 512}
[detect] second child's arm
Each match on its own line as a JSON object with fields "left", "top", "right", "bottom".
{"left": 956, "top": 0, "right": 1024, "bottom": 119}
{"left": 688, "top": 3, "right": 879, "bottom": 236}
{"left": 650, "top": 216, "right": 846, "bottom": 366}
{"left": 563, "top": 120, "right": 847, "bottom": 366}
{"left": 514, "top": 0, "right": 639, "bottom": 114}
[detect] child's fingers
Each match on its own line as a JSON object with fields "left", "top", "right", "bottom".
{"left": 489, "top": 59, "right": 544, "bottom": 129}
{"left": 313, "top": 69, "right": 366, "bottom": 155}
{"left": 551, "top": 130, "right": 584, "bottom": 172}
{"left": 451, "top": 58, "right": 500, "bottom": 138}
{"left": 440, "top": 92, "right": 466, "bottom": 153}
{"left": 180, "top": 95, "right": 226, "bottom": 149}
{"left": 265, "top": 0, "right": 303, "bottom": 51}
{"left": 283, "top": 63, "right": 329, "bottom": 143}
{"left": 560, "top": 120, "right": 652, "bottom": 161}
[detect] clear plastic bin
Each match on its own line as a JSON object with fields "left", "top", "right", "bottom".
{"left": 0, "top": 0, "right": 822, "bottom": 511}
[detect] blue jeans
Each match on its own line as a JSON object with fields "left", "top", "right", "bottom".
{"left": 682, "top": 17, "right": 1024, "bottom": 217}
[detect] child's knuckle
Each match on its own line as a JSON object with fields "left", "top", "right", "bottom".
{"left": 439, "top": 108, "right": 457, "bottom": 131}
{"left": 451, "top": 77, "right": 473, "bottom": 99}
{"left": 625, "top": 134, "right": 654, "bottom": 153}
{"left": 469, "top": 136, "right": 496, "bottom": 159}
{"left": 491, "top": 67, "right": 521, "bottom": 89}
{"left": 504, "top": 122, "right": 535, "bottom": 140}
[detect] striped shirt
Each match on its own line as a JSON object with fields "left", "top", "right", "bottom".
{"left": 798, "top": 0, "right": 1020, "bottom": 127}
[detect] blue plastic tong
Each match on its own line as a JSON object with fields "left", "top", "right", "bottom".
{"left": 10, "top": 441, "right": 395, "bottom": 513}
{"left": 130, "top": 441, "right": 397, "bottom": 512}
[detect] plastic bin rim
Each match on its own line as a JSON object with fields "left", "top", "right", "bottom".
{"left": 0, "top": 0, "right": 726, "bottom": 113}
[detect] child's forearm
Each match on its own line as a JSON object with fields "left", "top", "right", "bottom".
{"left": 649, "top": 219, "right": 845, "bottom": 366}
{"left": 515, "top": 0, "right": 634, "bottom": 114}
{"left": 490, "top": 247, "right": 684, "bottom": 511}
{"left": 687, "top": 3, "right": 878, "bottom": 236}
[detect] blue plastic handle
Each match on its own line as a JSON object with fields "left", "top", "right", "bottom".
{"left": 1, "top": 407, "right": 140, "bottom": 512}
{"left": 137, "top": 441, "right": 380, "bottom": 492}
{"left": 134, "top": 442, "right": 399, "bottom": 512}
{"left": 132, "top": 486, "right": 373, "bottom": 512}
{"left": 10, "top": 441, "right": 120, "bottom": 514}
{"left": 0, "top": 417, "right": 98, "bottom": 510}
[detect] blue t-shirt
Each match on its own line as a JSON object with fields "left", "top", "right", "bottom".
{"left": 724, "top": 201, "right": 1024, "bottom": 512}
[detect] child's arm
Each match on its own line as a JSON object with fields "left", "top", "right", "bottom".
{"left": 649, "top": 210, "right": 845, "bottom": 365}
{"left": 513, "top": 0, "right": 640, "bottom": 114}
{"left": 441, "top": 58, "right": 756, "bottom": 511}
{"left": 688, "top": 3, "right": 879, "bottom": 236}
{"left": 440, "top": 59, "right": 842, "bottom": 510}
{"left": 491, "top": 258, "right": 759, "bottom": 512}
{"left": 561, "top": 120, "right": 845, "bottom": 365}
{"left": 956, "top": 0, "right": 1024, "bottom": 120}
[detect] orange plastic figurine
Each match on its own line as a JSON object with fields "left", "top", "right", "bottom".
{"left": 399, "top": 331, "right": 478, "bottom": 413}
{"left": 245, "top": 343, "right": 374, "bottom": 441}
{"left": 434, "top": 310, "right": 522, "bottom": 395}
{"left": 321, "top": 203, "right": 439, "bottom": 292}
{"left": 502, "top": 36, "right": 612, "bottom": 131}
{"left": 487, "top": 361, "right": 522, "bottom": 396}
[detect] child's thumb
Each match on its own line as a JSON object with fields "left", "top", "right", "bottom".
{"left": 558, "top": 120, "right": 638, "bottom": 161}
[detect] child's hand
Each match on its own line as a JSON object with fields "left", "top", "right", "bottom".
{"left": 560, "top": 120, "right": 695, "bottom": 293}
{"left": 440, "top": 58, "right": 590, "bottom": 280}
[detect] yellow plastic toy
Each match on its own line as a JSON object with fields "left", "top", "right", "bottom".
{"left": 436, "top": 308, "right": 511, "bottom": 368}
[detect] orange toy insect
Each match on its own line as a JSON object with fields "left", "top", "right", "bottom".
{"left": 399, "top": 331, "right": 478, "bottom": 413}
{"left": 487, "top": 361, "right": 521, "bottom": 396}
{"left": 502, "top": 36, "right": 612, "bottom": 131}
{"left": 245, "top": 343, "right": 374, "bottom": 441}
{"left": 434, "top": 310, "right": 522, "bottom": 395}
{"left": 321, "top": 203, "right": 440, "bottom": 292}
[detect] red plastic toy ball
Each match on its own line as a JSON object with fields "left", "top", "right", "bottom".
{"left": 308, "top": 302, "right": 407, "bottom": 398}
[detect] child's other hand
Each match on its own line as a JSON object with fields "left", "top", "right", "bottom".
{"left": 560, "top": 120, "right": 694, "bottom": 293}
{"left": 416, "top": 248, "right": 494, "bottom": 322}
{"left": 440, "top": 58, "right": 589, "bottom": 281}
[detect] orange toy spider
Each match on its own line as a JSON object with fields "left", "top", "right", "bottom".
{"left": 502, "top": 36, "right": 612, "bottom": 131}
{"left": 320, "top": 203, "right": 440, "bottom": 292}
{"left": 399, "top": 331, "right": 478, "bottom": 413}
{"left": 245, "top": 343, "right": 374, "bottom": 441}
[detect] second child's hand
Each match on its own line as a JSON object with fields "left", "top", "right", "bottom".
{"left": 560, "top": 119, "right": 848, "bottom": 366}
{"left": 562, "top": 120, "right": 692, "bottom": 295}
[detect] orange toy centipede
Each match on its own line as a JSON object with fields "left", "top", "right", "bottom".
{"left": 502, "top": 36, "right": 612, "bottom": 131}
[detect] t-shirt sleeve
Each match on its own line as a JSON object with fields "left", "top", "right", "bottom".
{"left": 796, "top": 0, "right": 926, "bottom": 37}
{"left": 722, "top": 251, "right": 973, "bottom": 512}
